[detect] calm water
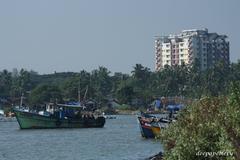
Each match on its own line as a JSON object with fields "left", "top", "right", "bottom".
{"left": 0, "top": 115, "right": 162, "bottom": 160}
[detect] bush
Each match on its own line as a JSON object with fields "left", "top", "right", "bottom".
{"left": 159, "top": 82, "right": 240, "bottom": 160}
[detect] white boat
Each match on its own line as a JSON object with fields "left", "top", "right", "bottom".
{"left": 102, "top": 113, "right": 117, "bottom": 119}
{"left": 0, "top": 109, "right": 4, "bottom": 116}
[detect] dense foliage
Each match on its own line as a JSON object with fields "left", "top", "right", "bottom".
{"left": 159, "top": 82, "right": 240, "bottom": 160}
{"left": 0, "top": 60, "right": 240, "bottom": 108}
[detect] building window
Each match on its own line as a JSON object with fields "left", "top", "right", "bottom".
{"left": 166, "top": 44, "right": 170, "bottom": 47}
{"left": 180, "top": 54, "right": 184, "bottom": 57}
{"left": 180, "top": 43, "right": 184, "bottom": 47}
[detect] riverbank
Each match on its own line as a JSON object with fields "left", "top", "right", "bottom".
{"left": 104, "top": 109, "right": 170, "bottom": 115}
{"left": 115, "top": 109, "right": 138, "bottom": 115}
{"left": 146, "top": 152, "right": 163, "bottom": 160}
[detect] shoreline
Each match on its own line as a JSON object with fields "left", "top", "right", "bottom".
{"left": 146, "top": 152, "right": 163, "bottom": 160}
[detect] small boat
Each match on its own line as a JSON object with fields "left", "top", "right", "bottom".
{"left": 137, "top": 112, "right": 175, "bottom": 138}
{"left": 102, "top": 112, "right": 117, "bottom": 119}
{"left": 137, "top": 116, "right": 161, "bottom": 138}
{"left": 0, "top": 116, "right": 16, "bottom": 122}
{"left": 104, "top": 116, "right": 116, "bottom": 119}
{"left": 0, "top": 110, "right": 16, "bottom": 122}
{"left": 0, "top": 109, "right": 4, "bottom": 116}
{"left": 14, "top": 103, "right": 105, "bottom": 129}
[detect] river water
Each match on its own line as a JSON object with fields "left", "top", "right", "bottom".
{"left": 0, "top": 115, "right": 163, "bottom": 160}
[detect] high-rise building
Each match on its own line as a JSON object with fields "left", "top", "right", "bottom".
{"left": 155, "top": 29, "right": 229, "bottom": 71}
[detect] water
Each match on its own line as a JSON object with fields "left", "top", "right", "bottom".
{"left": 0, "top": 115, "right": 162, "bottom": 160}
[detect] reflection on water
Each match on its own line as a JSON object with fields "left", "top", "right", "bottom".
{"left": 0, "top": 115, "right": 162, "bottom": 160}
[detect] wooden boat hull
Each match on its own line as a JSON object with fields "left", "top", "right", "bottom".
{"left": 14, "top": 109, "right": 105, "bottom": 129}
{"left": 137, "top": 117, "right": 161, "bottom": 138}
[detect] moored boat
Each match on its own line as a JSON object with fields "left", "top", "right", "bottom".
{"left": 102, "top": 112, "right": 117, "bottom": 119}
{"left": 14, "top": 103, "right": 105, "bottom": 129}
{"left": 0, "top": 109, "right": 4, "bottom": 116}
{"left": 104, "top": 115, "right": 117, "bottom": 119}
{"left": 137, "top": 112, "right": 175, "bottom": 138}
{"left": 137, "top": 116, "right": 161, "bottom": 138}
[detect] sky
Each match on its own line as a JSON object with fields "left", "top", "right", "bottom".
{"left": 0, "top": 0, "right": 239, "bottom": 74}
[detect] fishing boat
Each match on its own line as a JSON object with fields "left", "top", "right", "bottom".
{"left": 14, "top": 103, "right": 105, "bottom": 129}
{"left": 137, "top": 116, "right": 161, "bottom": 138}
{"left": 137, "top": 112, "right": 174, "bottom": 138}
{"left": 14, "top": 90, "right": 105, "bottom": 129}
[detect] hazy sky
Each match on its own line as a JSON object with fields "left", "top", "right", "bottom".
{"left": 0, "top": 0, "right": 239, "bottom": 74}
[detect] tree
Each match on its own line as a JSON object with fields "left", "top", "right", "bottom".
{"left": 116, "top": 80, "right": 135, "bottom": 104}
{"left": 0, "top": 70, "right": 12, "bottom": 97}
{"left": 131, "top": 64, "right": 152, "bottom": 106}
{"left": 61, "top": 70, "right": 91, "bottom": 101}
{"left": 202, "top": 61, "right": 230, "bottom": 96}
{"left": 153, "top": 66, "right": 179, "bottom": 97}
{"left": 111, "top": 72, "right": 129, "bottom": 96}
{"left": 229, "top": 60, "right": 240, "bottom": 82}
{"left": 91, "top": 66, "right": 112, "bottom": 105}
{"left": 29, "top": 84, "right": 62, "bottom": 105}
{"left": 185, "top": 59, "right": 203, "bottom": 98}
{"left": 18, "top": 69, "right": 31, "bottom": 93}
{"left": 131, "top": 64, "right": 151, "bottom": 85}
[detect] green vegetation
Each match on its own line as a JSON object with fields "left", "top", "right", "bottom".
{"left": 159, "top": 82, "right": 240, "bottom": 160}
{"left": 0, "top": 60, "right": 240, "bottom": 108}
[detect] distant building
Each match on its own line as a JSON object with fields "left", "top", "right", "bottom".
{"left": 155, "top": 28, "right": 229, "bottom": 71}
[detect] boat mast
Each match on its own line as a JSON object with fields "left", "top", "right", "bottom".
{"left": 83, "top": 85, "right": 88, "bottom": 102}
{"left": 20, "top": 93, "right": 24, "bottom": 107}
{"left": 78, "top": 79, "right": 81, "bottom": 105}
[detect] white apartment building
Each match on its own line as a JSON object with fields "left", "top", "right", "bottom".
{"left": 155, "top": 29, "right": 229, "bottom": 71}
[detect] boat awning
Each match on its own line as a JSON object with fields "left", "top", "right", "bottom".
{"left": 56, "top": 104, "right": 84, "bottom": 109}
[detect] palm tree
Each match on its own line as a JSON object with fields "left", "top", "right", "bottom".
{"left": 0, "top": 70, "right": 12, "bottom": 97}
